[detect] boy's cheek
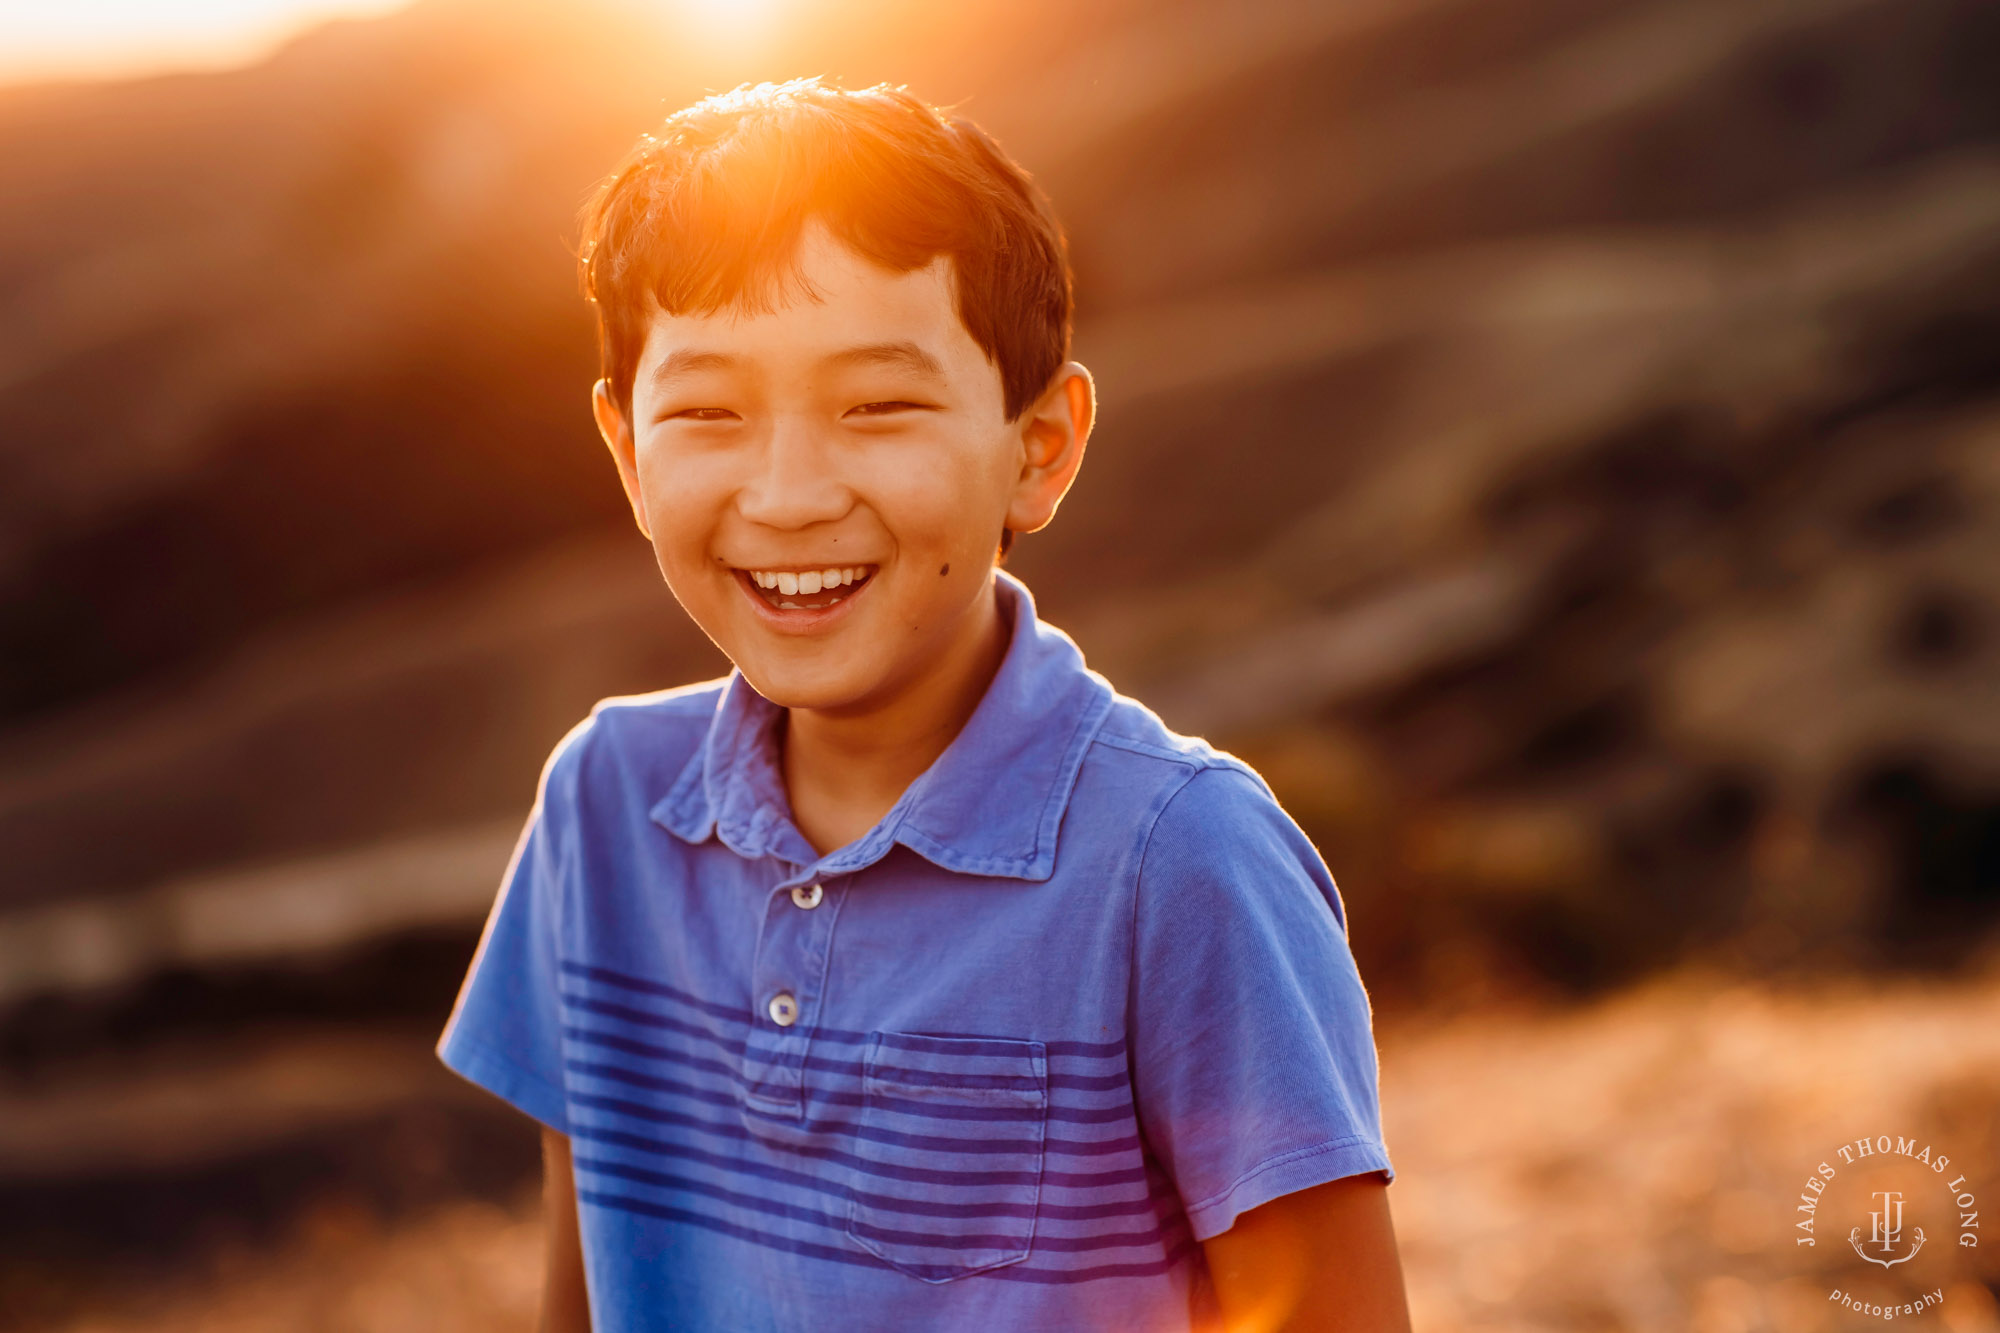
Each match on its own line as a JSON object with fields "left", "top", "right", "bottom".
{"left": 642, "top": 516, "right": 729, "bottom": 618}
{"left": 635, "top": 468, "right": 719, "bottom": 561}
{"left": 863, "top": 456, "right": 1009, "bottom": 551}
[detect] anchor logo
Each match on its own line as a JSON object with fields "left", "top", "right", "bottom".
{"left": 1848, "top": 1190, "right": 1926, "bottom": 1268}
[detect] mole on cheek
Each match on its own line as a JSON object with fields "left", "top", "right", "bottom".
{"left": 939, "top": 563, "right": 950, "bottom": 577}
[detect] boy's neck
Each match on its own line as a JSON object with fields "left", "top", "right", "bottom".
{"left": 779, "top": 578, "right": 1010, "bottom": 858}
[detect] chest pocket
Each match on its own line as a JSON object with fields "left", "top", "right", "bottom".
{"left": 845, "top": 1031, "right": 1048, "bottom": 1283}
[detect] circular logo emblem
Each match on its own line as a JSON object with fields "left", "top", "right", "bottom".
{"left": 1794, "top": 1134, "right": 1982, "bottom": 1319}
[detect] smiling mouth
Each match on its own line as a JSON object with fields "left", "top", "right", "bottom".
{"left": 737, "top": 563, "right": 878, "bottom": 611}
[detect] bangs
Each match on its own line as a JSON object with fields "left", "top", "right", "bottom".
{"left": 579, "top": 79, "right": 1070, "bottom": 422}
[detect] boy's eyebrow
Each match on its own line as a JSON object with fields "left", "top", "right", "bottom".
{"left": 647, "top": 349, "right": 739, "bottom": 388}
{"left": 822, "top": 341, "right": 945, "bottom": 378}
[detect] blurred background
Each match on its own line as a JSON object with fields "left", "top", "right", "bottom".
{"left": 1, "top": 0, "right": 1996, "bottom": 1327}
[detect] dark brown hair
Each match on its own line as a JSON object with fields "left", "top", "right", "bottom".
{"left": 576, "top": 78, "right": 1074, "bottom": 430}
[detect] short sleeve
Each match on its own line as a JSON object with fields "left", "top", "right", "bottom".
{"left": 1129, "top": 764, "right": 1393, "bottom": 1242}
{"left": 435, "top": 726, "right": 587, "bottom": 1134}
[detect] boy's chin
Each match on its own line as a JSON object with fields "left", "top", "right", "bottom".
{"left": 735, "top": 660, "right": 884, "bottom": 715}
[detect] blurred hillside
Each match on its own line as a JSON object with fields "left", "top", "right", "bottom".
{"left": 1, "top": 0, "right": 1994, "bottom": 1005}
{"left": 1, "top": 0, "right": 1997, "bottom": 1323}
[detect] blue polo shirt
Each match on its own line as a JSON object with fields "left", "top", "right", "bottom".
{"left": 438, "top": 569, "right": 1393, "bottom": 1332}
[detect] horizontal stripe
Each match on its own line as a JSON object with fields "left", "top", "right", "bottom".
{"left": 866, "top": 1062, "right": 1051, "bottom": 1093}
{"left": 575, "top": 1156, "right": 1182, "bottom": 1253}
{"left": 872, "top": 1034, "right": 1043, "bottom": 1061}
{"left": 578, "top": 1189, "right": 1199, "bottom": 1284}
{"left": 561, "top": 1020, "right": 1137, "bottom": 1125}
{"left": 574, "top": 1057, "right": 1047, "bottom": 1148}
{"left": 572, "top": 1040, "right": 1144, "bottom": 1144}
{"left": 573, "top": 1057, "right": 1135, "bottom": 1158}
{"left": 561, "top": 960, "right": 1127, "bottom": 1059}
{"left": 564, "top": 995, "right": 742, "bottom": 1061}
{"left": 572, "top": 1124, "right": 1169, "bottom": 1223}
{"left": 573, "top": 1091, "right": 1148, "bottom": 1189}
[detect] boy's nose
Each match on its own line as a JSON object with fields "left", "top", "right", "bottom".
{"left": 734, "top": 415, "right": 853, "bottom": 530}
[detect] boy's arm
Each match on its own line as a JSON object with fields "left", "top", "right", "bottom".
{"left": 1201, "top": 1172, "right": 1413, "bottom": 1333}
{"left": 539, "top": 1128, "right": 592, "bottom": 1333}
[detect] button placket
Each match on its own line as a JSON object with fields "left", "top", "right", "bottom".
{"left": 742, "top": 872, "right": 841, "bottom": 1119}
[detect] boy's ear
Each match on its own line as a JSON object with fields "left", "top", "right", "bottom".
{"left": 1005, "top": 361, "right": 1095, "bottom": 537}
{"left": 592, "top": 377, "right": 653, "bottom": 541}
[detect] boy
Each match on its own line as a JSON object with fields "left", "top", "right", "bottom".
{"left": 438, "top": 79, "right": 1410, "bottom": 1332}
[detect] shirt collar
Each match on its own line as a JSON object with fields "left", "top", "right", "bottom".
{"left": 652, "top": 569, "right": 1113, "bottom": 883}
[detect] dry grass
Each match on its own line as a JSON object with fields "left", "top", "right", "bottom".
{"left": 35, "top": 1191, "right": 544, "bottom": 1333}
{"left": 30, "top": 964, "right": 2000, "bottom": 1332}
{"left": 1386, "top": 964, "right": 2000, "bottom": 1331}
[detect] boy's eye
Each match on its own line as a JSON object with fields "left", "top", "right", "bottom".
{"left": 846, "top": 400, "right": 932, "bottom": 417}
{"left": 667, "top": 407, "right": 738, "bottom": 422}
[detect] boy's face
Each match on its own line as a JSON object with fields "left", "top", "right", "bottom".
{"left": 593, "top": 223, "right": 1091, "bottom": 714}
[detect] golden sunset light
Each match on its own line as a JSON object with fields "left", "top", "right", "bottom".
{"left": 3, "top": 0, "right": 1997, "bottom": 1328}
{"left": 0, "top": 0, "right": 414, "bottom": 85}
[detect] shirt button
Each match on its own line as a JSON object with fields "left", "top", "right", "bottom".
{"left": 790, "top": 882, "right": 824, "bottom": 910}
{"left": 767, "top": 991, "right": 799, "bottom": 1027}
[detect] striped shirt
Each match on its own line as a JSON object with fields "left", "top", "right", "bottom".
{"left": 438, "top": 569, "right": 1393, "bottom": 1331}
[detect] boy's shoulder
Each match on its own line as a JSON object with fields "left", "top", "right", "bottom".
{"left": 586, "top": 675, "right": 731, "bottom": 733}
{"left": 1084, "top": 687, "right": 1293, "bottom": 839}
{"left": 534, "top": 675, "right": 730, "bottom": 806}
{"left": 1091, "top": 687, "right": 1249, "bottom": 772}
{"left": 1086, "top": 686, "right": 1344, "bottom": 929}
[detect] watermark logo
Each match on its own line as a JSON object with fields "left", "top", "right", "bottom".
{"left": 1853, "top": 1189, "right": 1923, "bottom": 1268}
{"left": 1795, "top": 1133, "right": 1980, "bottom": 1318}
{"left": 1827, "top": 1288, "right": 1943, "bottom": 1320}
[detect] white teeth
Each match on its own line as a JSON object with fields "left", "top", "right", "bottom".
{"left": 745, "top": 564, "right": 876, "bottom": 598}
